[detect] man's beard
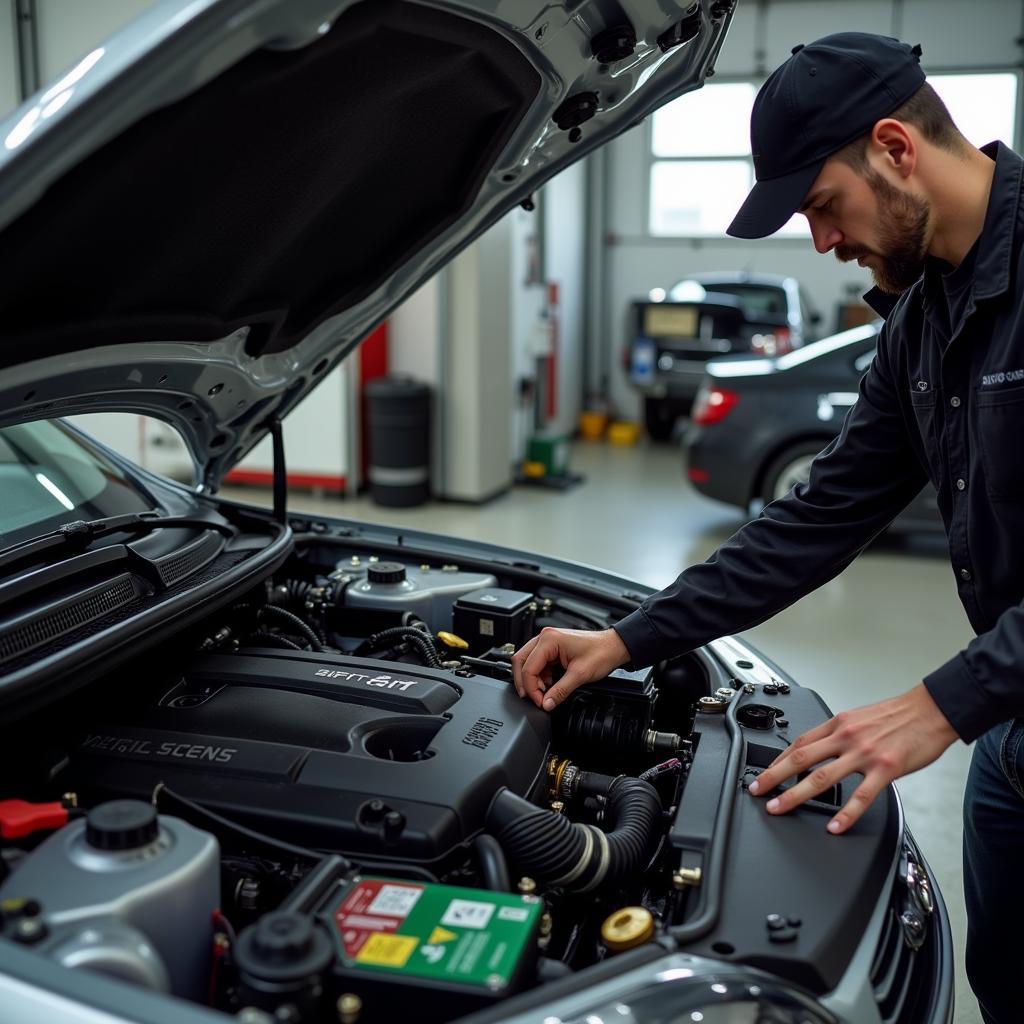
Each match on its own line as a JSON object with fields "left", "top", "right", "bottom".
{"left": 835, "top": 170, "right": 931, "bottom": 293}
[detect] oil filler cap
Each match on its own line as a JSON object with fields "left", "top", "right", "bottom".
{"left": 601, "top": 906, "right": 654, "bottom": 952}
{"left": 85, "top": 800, "right": 159, "bottom": 851}
{"left": 367, "top": 562, "right": 407, "bottom": 584}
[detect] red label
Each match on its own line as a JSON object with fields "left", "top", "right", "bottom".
{"left": 334, "top": 880, "right": 424, "bottom": 958}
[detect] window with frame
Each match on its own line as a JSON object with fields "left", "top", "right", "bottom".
{"left": 648, "top": 73, "right": 1019, "bottom": 239}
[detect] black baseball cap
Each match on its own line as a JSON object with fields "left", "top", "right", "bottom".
{"left": 727, "top": 32, "right": 925, "bottom": 239}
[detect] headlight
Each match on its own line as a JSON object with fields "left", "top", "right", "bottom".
{"left": 499, "top": 954, "right": 836, "bottom": 1024}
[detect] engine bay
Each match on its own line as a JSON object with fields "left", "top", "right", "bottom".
{"left": 0, "top": 531, "right": 900, "bottom": 1022}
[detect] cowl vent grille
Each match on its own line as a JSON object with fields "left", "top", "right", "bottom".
{"left": 153, "top": 530, "right": 223, "bottom": 586}
{"left": 0, "top": 575, "right": 139, "bottom": 663}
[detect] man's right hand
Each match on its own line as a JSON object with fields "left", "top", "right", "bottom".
{"left": 512, "top": 627, "right": 630, "bottom": 711}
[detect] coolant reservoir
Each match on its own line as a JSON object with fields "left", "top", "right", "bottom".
{"left": 338, "top": 560, "right": 498, "bottom": 632}
{"left": 0, "top": 799, "right": 219, "bottom": 1000}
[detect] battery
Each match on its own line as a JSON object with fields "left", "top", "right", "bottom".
{"left": 320, "top": 877, "right": 542, "bottom": 1020}
{"left": 452, "top": 588, "right": 535, "bottom": 654}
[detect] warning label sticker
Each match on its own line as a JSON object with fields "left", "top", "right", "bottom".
{"left": 497, "top": 906, "right": 529, "bottom": 922}
{"left": 355, "top": 933, "right": 419, "bottom": 968}
{"left": 441, "top": 899, "right": 495, "bottom": 930}
{"left": 329, "top": 878, "right": 541, "bottom": 990}
{"left": 368, "top": 884, "right": 423, "bottom": 919}
{"left": 334, "top": 880, "right": 424, "bottom": 959}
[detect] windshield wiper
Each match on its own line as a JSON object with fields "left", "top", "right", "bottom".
{"left": 0, "top": 513, "right": 236, "bottom": 576}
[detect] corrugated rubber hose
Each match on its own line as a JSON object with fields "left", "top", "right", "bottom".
{"left": 486, "top": 777, "right": 661, "bottom": 892}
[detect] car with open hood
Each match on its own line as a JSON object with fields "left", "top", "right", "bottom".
{"left": 0, "top": 2, "right": 952, "bottom": 1023}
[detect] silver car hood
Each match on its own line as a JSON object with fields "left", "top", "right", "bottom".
{"left": 0, "top": 0, "right": 734, "bottom": 489}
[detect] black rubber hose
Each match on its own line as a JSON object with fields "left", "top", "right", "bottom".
{"left": 258, "top": 605, "right": 324, "bottom": 651}
{"left": 356, "top": 626, "right": 442, "bottom": 668}
{"left": 487, "top": 777, "right": 662, "bottom": 892}
{"left": 473, "top": 834, "right": 512, "bottom": 892}
{"left": 273, "top": 581, "right": 328, "bottom": 645}
{"left": 281, "top": 579, "right": 314, "bottom": 605}
{"left": 247, "top": 630, "right": 304, "bottom": 651}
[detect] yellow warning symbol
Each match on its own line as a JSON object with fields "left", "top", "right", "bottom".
{"left": 428, "top": 926, "right": 458, "bottom": 944}
{"left": 355, "top": 933, "right": 418, "bottom": 968}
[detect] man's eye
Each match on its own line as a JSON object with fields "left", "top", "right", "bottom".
{"left": 816, "top": 199, "right": 833, "bottom": 213}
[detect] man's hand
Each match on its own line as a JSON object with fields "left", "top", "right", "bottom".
{"left": 747, "top": 683, "right": 959, "bottom": 834}
{"left": 512, "top": 627, "right": 630, "bottom": 711}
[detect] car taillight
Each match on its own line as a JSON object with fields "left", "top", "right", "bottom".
{"left": 691, "top": 385, "right": 739, "bottom": 425}
{"left": 751, "top": 327, "right": 793, "bottom": 356}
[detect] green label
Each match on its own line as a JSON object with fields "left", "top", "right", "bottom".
{"left": 330, "top": 878, "right": 540, "bottom": 991}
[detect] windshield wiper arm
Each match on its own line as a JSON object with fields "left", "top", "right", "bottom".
{"left": 0, "top": 513, "right": 235, "bottom": 575}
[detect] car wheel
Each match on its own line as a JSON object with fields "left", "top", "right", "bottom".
{"left": 644, "top": 397, "right": 676, "bottom": 441}
{"left": 761, "top": 441, "right": 829, "bottom": 504}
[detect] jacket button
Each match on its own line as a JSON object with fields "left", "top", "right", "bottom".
{"left": 960, "top": 568, "right": 972, "bottom": 582}
{"left": 956, "top": 478, "right": 966, "bottom": 491}
{"left": 950, "top": 396, "right": 961, "bottom": 408}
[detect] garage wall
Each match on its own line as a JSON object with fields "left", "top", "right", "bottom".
{"left": 0, "top": 0, "right": 155, "bottom": 114}
{"left": 597, "top": 0, "right": 1024, "bottom": 420}
{"left": 33, "top": 0, "right": 153, "bottom": 83}
{"left": 1, "top": 5, "right": 18, "bottom": 113}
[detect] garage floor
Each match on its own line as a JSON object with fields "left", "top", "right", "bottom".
{"left": 221, "top": 438, "right": 979, "bottom": 1023}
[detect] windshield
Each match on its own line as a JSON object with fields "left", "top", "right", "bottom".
{"left": 671, "top": 281, "right": 789, "bottom": 322}
{"left": 0, "top": 420, "right": 154, "bottom": 549}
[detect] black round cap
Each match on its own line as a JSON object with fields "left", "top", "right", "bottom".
{"left": 367, "top": 561, "right": 406, "bottom": 584}
{"left": 85, "top": 800, "right": 159, "bottom": 850}
{"left": 235, "top": 913, "right": 335, "bottom": 981}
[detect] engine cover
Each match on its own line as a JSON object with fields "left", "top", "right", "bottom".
{"left": 68, "top": 650, "right": 551, "bottom": 873}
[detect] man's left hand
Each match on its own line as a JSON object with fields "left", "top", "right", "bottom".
{"left": 747, "top": 683, "right": 959, "bottom": 834}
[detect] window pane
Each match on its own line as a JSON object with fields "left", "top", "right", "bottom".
{"left": 774, "top": 211, "right": 810, "bottom": 237}
{"left": 651, "top": 83, "right": 756, "bottom": 157}
{"left": 649, "top": 160, "right": 752, "bottom": 235}
{"left": 929, "top": 73, "right": 1017, "bottom": 149}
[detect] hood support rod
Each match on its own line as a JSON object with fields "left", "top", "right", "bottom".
{"left": 270, "top": 418, "right": 287, "bottom": 527}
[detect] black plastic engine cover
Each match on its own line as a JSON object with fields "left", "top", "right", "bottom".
{"left": 68, "top": 650, "right": 551, "bottom": 873}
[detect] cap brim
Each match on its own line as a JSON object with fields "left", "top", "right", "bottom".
{"left": 726, "top": 160, "right": 824, "bottom": 239}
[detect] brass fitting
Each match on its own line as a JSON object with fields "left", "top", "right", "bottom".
{"left": 672, "top": 867, "right": 703, "bottom": 889}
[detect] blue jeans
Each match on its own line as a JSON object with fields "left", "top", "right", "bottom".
{"left": 963, "top": 719, "right": 1024, "bottom": 1024}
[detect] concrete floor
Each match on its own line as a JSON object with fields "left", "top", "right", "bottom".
{"left": 221, "top": 439, "right": 980, "bottom": 1022}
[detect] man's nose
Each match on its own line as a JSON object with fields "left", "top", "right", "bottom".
{"left": 809, "top": 218, "right": 843, "bottom": 254}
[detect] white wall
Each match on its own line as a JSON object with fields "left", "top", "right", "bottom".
{"left": 544, "top": 159, "right": 587, "bottom": 438}
{"left": 599, "top": 0, "right": 1024, "bottom": 421}
{"left": 0, "top": 4, "right": 18, "bottom": 113}
{"left": 387, "top": 158, "right": 588, "bottom": 496}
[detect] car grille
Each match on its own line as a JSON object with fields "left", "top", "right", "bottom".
{"left": 870, "top": 849, "right": 942, "bottom": 1023}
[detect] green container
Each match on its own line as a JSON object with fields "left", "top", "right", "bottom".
{"left": 527, "top": 434, "right": 570, "bottom": 476}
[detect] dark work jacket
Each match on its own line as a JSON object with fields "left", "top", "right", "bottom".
{"left": 615, "top": 141, "right": 1024, "bottom": 744}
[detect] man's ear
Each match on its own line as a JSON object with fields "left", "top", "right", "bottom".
{"left": 870, "top": 118, "right": 917, "bottom": 179}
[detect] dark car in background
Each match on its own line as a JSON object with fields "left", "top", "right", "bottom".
{"left": 685, "top": 322, "right": 942, "bottom": 531}
{"left": 627, "top": 272, "right": 821, "bottom": 439}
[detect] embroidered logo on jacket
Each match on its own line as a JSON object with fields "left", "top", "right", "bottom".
{"left": 981, "top": 369, "right": 1024, "bottom": 386}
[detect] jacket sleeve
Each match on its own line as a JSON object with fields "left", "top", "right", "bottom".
{"left": 614, "top": 323, "right": 929, "bottom": 667}
{"left": 923, "top": 612, "right": 1024, "bottom": 742}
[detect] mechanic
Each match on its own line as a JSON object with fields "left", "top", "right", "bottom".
{"left": 513, "top": 32, "right": 1024, "bottom": 1023}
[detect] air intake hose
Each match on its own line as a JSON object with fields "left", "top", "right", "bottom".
{"left": 486, "top": 777, "right": 661, "bottom": 892}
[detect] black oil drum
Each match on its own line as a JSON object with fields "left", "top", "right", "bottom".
{"left": 365, "top": 377, "right": 431, "bottom": 507}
